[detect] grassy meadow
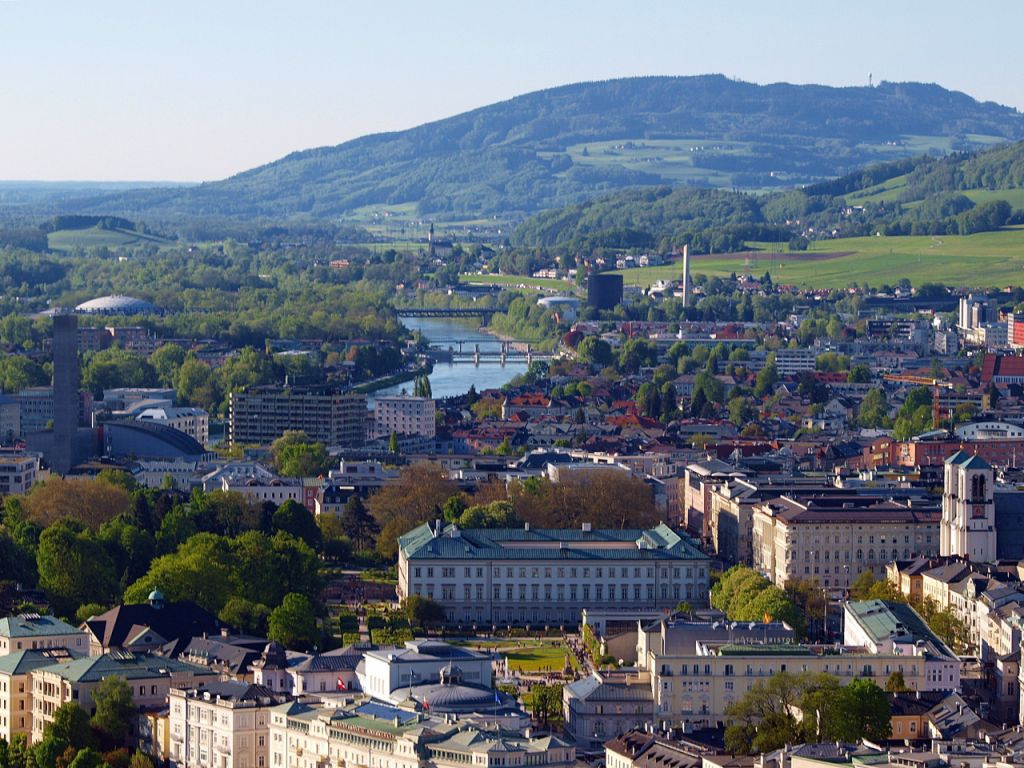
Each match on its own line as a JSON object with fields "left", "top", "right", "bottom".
{"left": 47, "top": 226, "right": 173, "bottom": 251}
{"left": 616, "top": 227, "right": 1024, "bottom": 290}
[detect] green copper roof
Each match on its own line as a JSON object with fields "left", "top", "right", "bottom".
{"left": 0, "top": 614, "right": 83, "bottom": 639}
{"left": 35, "top": 651, "right": 214, "bottom": 683}
{"left": 399, "top": 522, "right": 708, "bottom": 562}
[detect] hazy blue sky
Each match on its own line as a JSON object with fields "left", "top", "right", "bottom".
{"left": 3, "top": 0, "right": 1022, "bottom": 181}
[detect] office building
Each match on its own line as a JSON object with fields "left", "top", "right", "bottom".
{"left": 229, "top": 386, "right": 366, "bottom": 447}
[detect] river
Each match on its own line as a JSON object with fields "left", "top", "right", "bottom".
{"left": 374, "top": 316, "right": 529, "bottom": 399}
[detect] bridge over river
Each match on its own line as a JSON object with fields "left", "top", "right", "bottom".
{"left": 395, "top": 307, "right": 496, "bottom": 320}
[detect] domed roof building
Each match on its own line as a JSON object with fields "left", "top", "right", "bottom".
{"left": 75, "top": 294, "right": 161, "bottom": 315}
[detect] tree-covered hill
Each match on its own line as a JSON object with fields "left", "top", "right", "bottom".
{"left": 64, "top": 75, "right": 1024, "bottom": 221}
{"left": 512, "top": 139, "right": 1024, "bottom": 250}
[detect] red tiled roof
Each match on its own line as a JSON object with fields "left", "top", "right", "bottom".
{"left": 982, "top": 354, "right": 1024, "bottom": 383}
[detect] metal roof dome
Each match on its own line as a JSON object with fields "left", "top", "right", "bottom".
{"left": 74, "top": 295, "right": 160, "bottom": 315}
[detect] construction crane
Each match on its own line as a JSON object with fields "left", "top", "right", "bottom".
{"left": 882, "top": 374, "right": 956, "bottom": 430}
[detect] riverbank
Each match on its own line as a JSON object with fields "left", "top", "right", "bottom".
{"left": 353, "top": 363, "right": 431, "bottom": 394}
{"left": 376, "top": 317, "right": 532, "bottom": 399}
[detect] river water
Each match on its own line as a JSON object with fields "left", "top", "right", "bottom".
{"left": 374, "top": 316, "right": 529, "bottom": 399}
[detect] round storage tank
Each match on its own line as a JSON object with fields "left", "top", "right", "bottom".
{"left": 586, "top": 273, "right": 623, "bottom": 310}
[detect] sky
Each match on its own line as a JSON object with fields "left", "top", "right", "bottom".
{"left": 2, "top": 0, "right": 1023, "bottom": 182}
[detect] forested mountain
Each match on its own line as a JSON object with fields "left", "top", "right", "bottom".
{"left": 63, "top": 76, "right": 1024, "bottom": 221}
{"left": 512, "top": 140, "right": 1024, "bottom": 249}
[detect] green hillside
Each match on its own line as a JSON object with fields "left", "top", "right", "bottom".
{"left": 512, "top": 139, "right": 1024, "bottom": 249}
{"left": 63, "top": 76, "right": 1024, "bottom": 221}
{"left": 617, "top": 228, "right": 1024, "bottom": 290}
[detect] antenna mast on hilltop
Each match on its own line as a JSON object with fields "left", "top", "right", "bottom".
{"left": 869, "top": 73, "right": 873, "bottom": 87}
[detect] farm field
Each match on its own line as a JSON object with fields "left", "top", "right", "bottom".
{"left": 47, "top": 226, "right": 173, "bottom": 250}
{"left": 616, "top": 227, "right": 1024, "bottom": 290}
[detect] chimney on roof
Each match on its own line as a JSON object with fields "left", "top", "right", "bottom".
{"left": 433, "top": 519, "right": 442, "bottom": 537}
{"left": 582, "top": 522, "right": 592, "bottom": 532}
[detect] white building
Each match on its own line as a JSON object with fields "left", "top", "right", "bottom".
{"left": 355, "top": 639, "right": 491, "bottom": 703}
{"left": 168, "top": 681, "right": 290, "bottom": 768}
{"left": 842, "top": 599, "right": 960, "bottom": 690}
{"left": 0, "top": 454, "right": 40, "bottom": 495}
{"left": 31, "top": 652, "right": 216, "bottom": 743}
{"left": 397, "top": 522, "right": 710, "bottom": 626}
{"left": 137, "top": 406, "right": 210, "bottom": 447}
{"left": 268, "top": 699, "right": 573, "bottom": 768}
{"left": 940, "top": 451, "right": 997, "bottom": 562}
{"left": 0, "top": 614, "right": 87, "bottom": 656}
{"left": 373, "top": 396, "right": 436, "bottom": 440}
{"left": 773, "top": 348, "right": 817, "bottom": 376}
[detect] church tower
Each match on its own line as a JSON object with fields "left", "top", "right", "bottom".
{"left": 941, "top": 451, "right": 997, "bottom": 561}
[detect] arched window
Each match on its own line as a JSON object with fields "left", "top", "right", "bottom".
{"left": 856, "top": 549, "right": 863, "bottom": 560}
{"left": 971, "top": 474, "right": 987, "bottom": 502}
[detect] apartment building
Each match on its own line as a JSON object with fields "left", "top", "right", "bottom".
{"left": 373, "top": 395, "right": 435, "bottom": 439}
{"left": 228, "top": 386, "right": 366, "bottom": 447}
{"left": 0, "top": 454, "right": 40, "bottom": 495}
{"left": 0, "top": 614, "right": 87, "bottom": 656}
{"left": 397, "top": 521, "right": 710, "bottom": 626}
{"left": 0, "top": 649, "right": 74, "bottom": 742}
{"left": 752, "top": 495, "right": 940, "bottom": 593}
{"left": 168, "top": 681, "right": 290, "bottom": 768}
{"left": 680, "top": 459, "right": 745, "bottom": 536}
{"left": 606, "top": 731, "right": 712, "bottom": 768}
{"left": 31, "top": 651, "right": 216, "bottom": 743}
{"left": 773, "top": 348, "right": 817, "bottom": 376}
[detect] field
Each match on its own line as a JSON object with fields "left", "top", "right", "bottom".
{"left": 460, "top": 274, "right": 570, "bottom": 291}
{"left": 616, "top": 227, "right": 1024, "bottom": 290}
{"left": 47, "top": 226, "right": 173, "bottom": 250}
{"left": 454, "top": 638, "right": 581, "bottom": 674}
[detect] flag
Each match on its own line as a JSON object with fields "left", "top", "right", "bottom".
{"left": 337, "top": 676, "right": 346, "bottom": 691}
{"left": 494, "top": 691, "right": 501, "bottom": 704}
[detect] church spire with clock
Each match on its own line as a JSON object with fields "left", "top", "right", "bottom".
{"left": 940, "top": 450, "right": 997, "bottom": 561}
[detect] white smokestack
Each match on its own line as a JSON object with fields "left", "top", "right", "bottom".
{"left": 681, "top": 244, "right": 691, "bottom": 308}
